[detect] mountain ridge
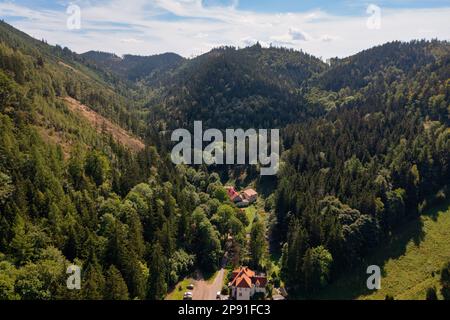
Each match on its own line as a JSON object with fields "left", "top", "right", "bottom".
{"left": 0, "top": 20, "right": 449, "bottom": 301}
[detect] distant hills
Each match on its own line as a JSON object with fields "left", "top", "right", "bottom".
{"left": 79, "top": 38, "right": 449, "bottom": 130}
{"left": 0, "top": 20, "right": 449, "bottom": 300}
{"left": 81, "top": 51, "right": 184, "bottom": 82}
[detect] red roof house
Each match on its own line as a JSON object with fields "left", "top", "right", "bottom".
{"left": 229, "top": 267, "right": 266, "bottom": 300}
{"left": 225, "top": 186, "right": 243, "bottom": 203}
{"left": 242, "top": 188, "right": 258, "bottom": 203}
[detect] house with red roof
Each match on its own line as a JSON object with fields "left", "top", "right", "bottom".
{"left": 225, "top": 186, "right": 243, "bottom": 203}
{"left": 242, "top": 188, "right": 258, "bottom": 203}
{"left": 225, "top": 186, "right": 258, "bottom": 208}
{"left": 229, "top": 266, "right": 267, "bottom": 300}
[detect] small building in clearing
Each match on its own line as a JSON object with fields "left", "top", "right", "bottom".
{"left": 242, "top": 188, "right": 258, "bottom": 203}
{"left": 225, "top": 186, "right": 243, "bottom": 203}
{"left": 225, "top": 186, "right": 258, "bottom": 207}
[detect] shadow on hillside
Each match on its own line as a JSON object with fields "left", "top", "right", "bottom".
{"left": 422, "top": 201, "right": 448, "bottom": 222}
{"left": 313, "top": 201, "right": 450, "bottom": 300}
{"left": 257, "top": 175, "right": 278, "bottom": 198}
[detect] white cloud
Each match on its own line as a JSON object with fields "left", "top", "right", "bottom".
{"left": 0, "top": 1, "right": 449, "bottom": 59}
{"left": 319, "top": 35, "right": 336, "bottom": 42}
{"left": 120, "top": 38, "right": 143, "bottom": 43}
{"left": 289, "top": 28, "right": 309, "bottom": 41}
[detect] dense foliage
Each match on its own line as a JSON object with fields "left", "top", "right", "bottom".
{"left": 0, "top": 20, "right": 449, "bottom": 300}
{"left": 275, "top": 40, "right": 450, "bottom": 296}
{"left": 0, "top": 21, "right": 250, "bottom": 300}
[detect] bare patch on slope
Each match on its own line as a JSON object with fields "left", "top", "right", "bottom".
{"left": 63, "top": 97, "right": 145, "bottom": 152}
{"left": 35, "top": 126, "right": 72, "bottom": 159}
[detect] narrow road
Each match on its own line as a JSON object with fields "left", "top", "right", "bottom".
{"left": 192, "top": 268, "right": 224, "bottom": 300}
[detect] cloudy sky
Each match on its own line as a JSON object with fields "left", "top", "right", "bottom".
{"left": 1, "top": 0, "right": 449, "bottom": 59}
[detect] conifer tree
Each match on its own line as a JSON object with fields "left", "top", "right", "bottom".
{"left": 249, "top": 215, "right": 267, "bottom": 269}
{"left": 441, "top": 262, "right": 450, "bottom": 300}
{"left": 146, "top": 243, "right": 167, "bottom": 300}
{"left": 105, "top": 265, "right": 129, "bottom": 300}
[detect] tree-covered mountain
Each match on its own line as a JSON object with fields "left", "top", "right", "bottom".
{"left": 316, "top": 40, "right": 447, "bottom": 91}
{"left": 81, "top": 51, "right": 184, "bottom": 83}
{"left": 0, "top": 21, "right": 238, "bottom": 300}
{"left": 81, "top": 43, "right": 327, "bottom": 129}
{"left": 149, "top": 44, "right": 327, "bottom": 129}
{"left": 274, "top": 40, "right": 450, "bottom": 297}
{"left": 0, "top": 20, "right": 449, "bottom": 300}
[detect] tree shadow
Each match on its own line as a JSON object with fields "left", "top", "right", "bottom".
{"left": 314, "top": 211, "right": 430, "bottom": 299}
{"left": 194, "top": 269, "right": 218, "bottom": 282}
{"left": 422, "top": 201, "right": 448, "bottom": 222}
{"left": 256, "top": 175, "right": 277, "bottom": 198}
{"left": 314, "top": 201, "right": 450, "bottom": 299}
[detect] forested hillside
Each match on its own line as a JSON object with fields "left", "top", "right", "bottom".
{"left": 0, "top": 21, "right": 242, "bottom": 300}
{"left": 0, "top": 20, "right": 449, "bottom": 300}
{"left": 81, "top": 51, "right": 184, "bottom": 84}
{"left": 274, "top": 40, "right": 450, "bottom": 297}
{"left": 149, "top": 44, "right": 327, "bottom": 129}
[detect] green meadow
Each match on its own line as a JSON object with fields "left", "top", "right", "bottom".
{"left": 316, "top": 202, "right": 450, "bottom": 300}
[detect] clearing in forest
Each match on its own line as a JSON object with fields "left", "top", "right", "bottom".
{"left": 63, "top": 97, "right": 145, "bottom": 152}
{"left": 315, "top": 203, "right": 450, "bottom": 300}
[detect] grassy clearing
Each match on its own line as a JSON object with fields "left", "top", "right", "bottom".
{"left": 165, "top": 278, "right": 194, "bottom": 300}
{"left": 315, "top": 202, "right": 450, "bottom": 300}
{"left": 244, "top": 205, "right": 257, "bottom": 233}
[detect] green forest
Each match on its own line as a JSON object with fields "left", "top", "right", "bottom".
{"left": 0, "top": 20, "right": 449, "bottom": 300}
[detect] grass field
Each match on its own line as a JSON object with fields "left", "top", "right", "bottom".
{"left": 244, "top": 205, "right": 257, "bottom": 233}
{"left": 165, "top": 278, "right": 194, "bottom": 300}
{"left": 315, "top": 202, "right": 450, "bottom": 300}
{"left": 165, "top": 270, "right": 220, "bottom": 300}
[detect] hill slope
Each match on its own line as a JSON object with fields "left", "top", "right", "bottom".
{"left": 82, "top": 51, "right": 184, "bottom": 83}
{"left": 151, "top": 44, "right": 327, "bottom": 129}
{"left": 315, "top": 203, "right": 450, "bottom": 300}
{"left": 315, "top": 40, "right": 448, "bottom": 91}
{"left": 0, "top": 21, "right": 241, "bottom": 301}
{"left": 0, "top": 20, "right": 449, "bottom": 301}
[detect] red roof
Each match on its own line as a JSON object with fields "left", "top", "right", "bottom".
{"left": 230, "top": 267, "right": 266, "bottom": 289}
{"left": 243, "top": 188, "right": 257, "bottom": 198}
{"left": 235, "top": 275, "right": 252, "bottom": 288}
{"left": 231, "top": 266, "right": 255, "bottom": 278}
{"left": 252, "top": 276, "right": 267, "bottom": 287}
{"left": 226, "top": 186, "right": 239, "bottom": 199}
{"left": 230, "top": 193, "right": 241, "bottom": 201}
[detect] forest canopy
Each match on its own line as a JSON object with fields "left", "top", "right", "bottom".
{"left": 0, "top": 20, "right": 449, "bottom": 300}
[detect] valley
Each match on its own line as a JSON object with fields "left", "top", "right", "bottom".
{"left": 0, "top": 19, "right": 449, "bottom": 301}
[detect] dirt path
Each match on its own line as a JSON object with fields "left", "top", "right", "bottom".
{"left": 192, "top": 268, "right": 224, "bottom": 300}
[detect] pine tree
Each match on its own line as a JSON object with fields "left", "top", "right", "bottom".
{"left": 249, "top": 215, "right": 267, "bottom": 269}
{"left": 10, "top": 214, "right": 33, "bottom": 265}
{"left": 124, "top": 203, "right": 145, "bottom": 259}
{"left": 441, "top": 262, "right": 450, "bottom": 300}
{"left": 146, "top": 243, "right": 167, "bottom": 300}
{"left": 82, "top": 246, "right": 105, "bottom": 300}
{"left": 124, "top": 255, "right": 146, "bottom": 300}
{"left": 282, "top": 220, "right": 308, "bottom": 291}
{"left": 105, "top": 265, "right": 129, "bottom": 300}
{"left": 425, "top": 287, "right": 438, "bottom": 300}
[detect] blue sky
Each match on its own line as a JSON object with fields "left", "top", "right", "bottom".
{"left": 7, "top": 0, "right": 450, "bottom": 14}
{"left": 237, "top": 0, "right": 450, "bottom": 13}
{"left": 1, "top": 0, "right": 449, "bottom": 58}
